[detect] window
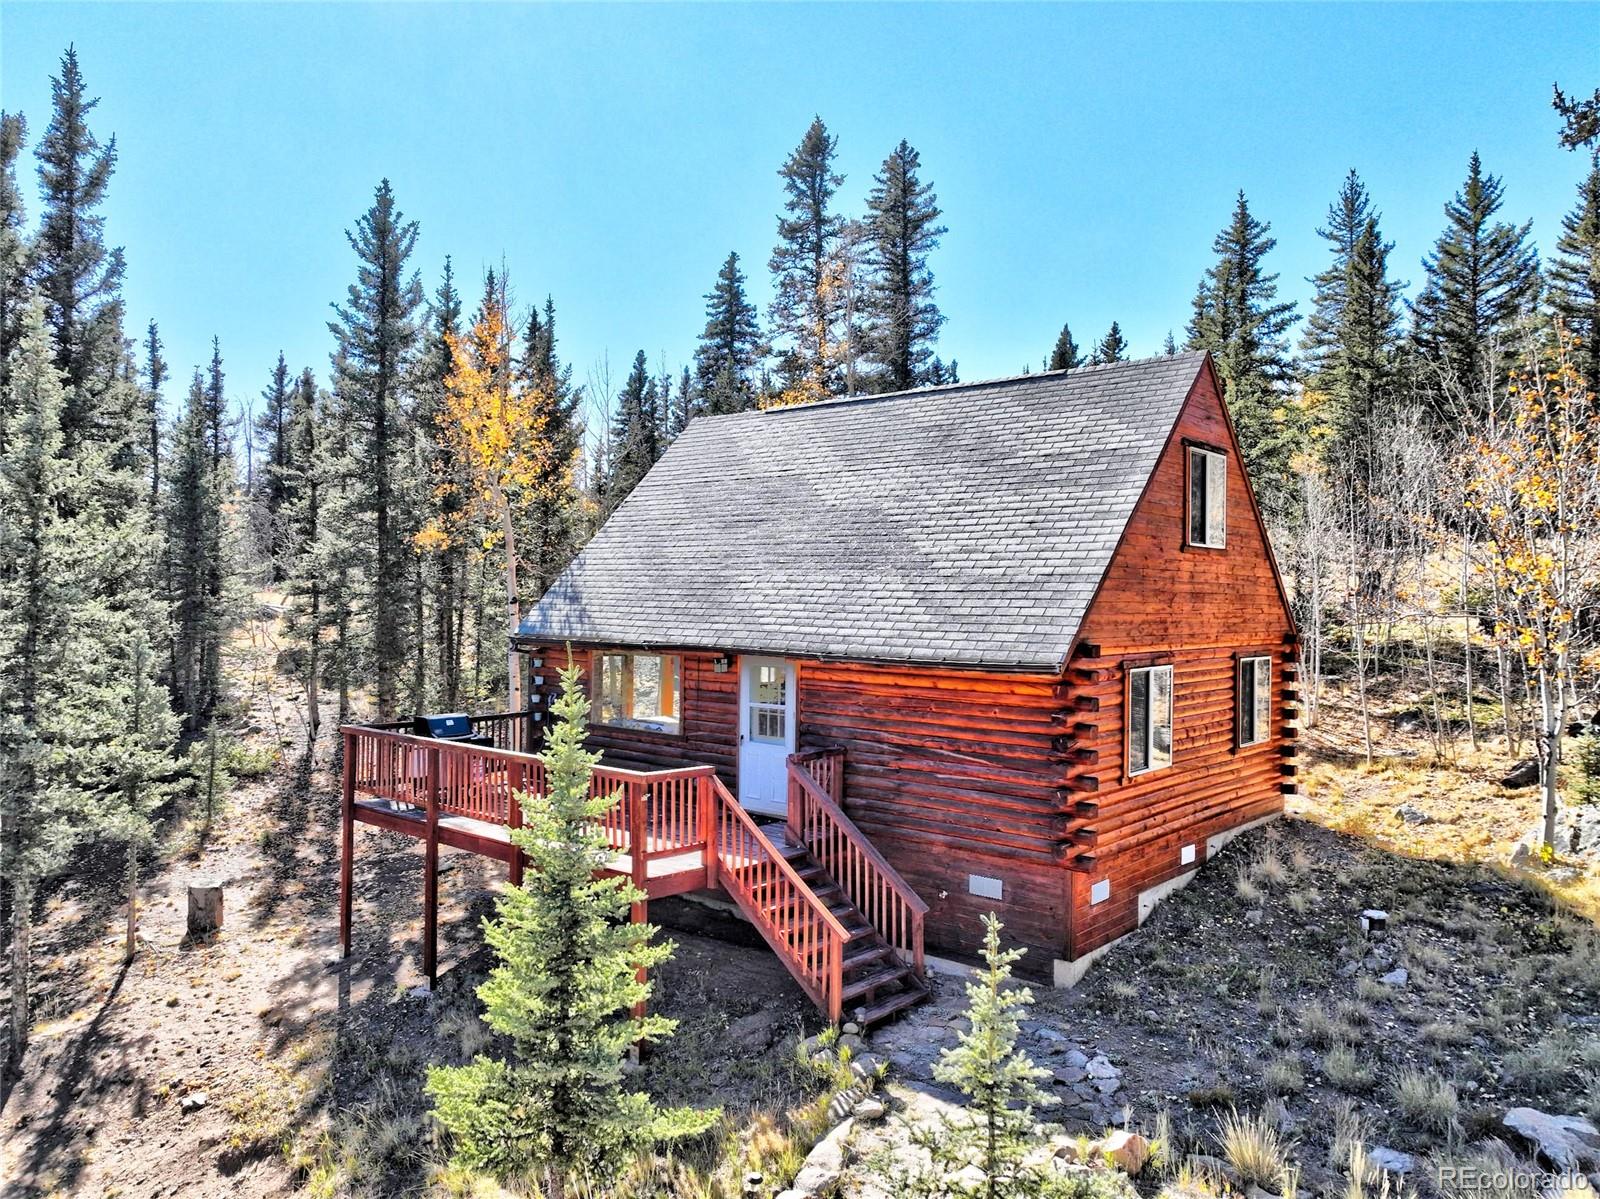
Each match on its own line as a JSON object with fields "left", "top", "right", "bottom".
{"left": 1127, "top": 663, "right": 1174, "bottom": 776}
{"left": 746, "top": 661, "right": 788, "bottom": 743}
{"left": 595, "top": 652, "right": 680, "bottom": 733}
{"left": 1238, "top": 655, "right": 1272, "bottom": 747}
{"left": 1187, "top": 446, "right": 1227, "bottom": 548}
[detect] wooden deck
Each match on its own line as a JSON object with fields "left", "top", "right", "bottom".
{"left": 338, "top": 713, "right": 929, "bottom": 1024}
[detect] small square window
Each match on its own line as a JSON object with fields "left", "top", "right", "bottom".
{"left": 1127, "top": 664, "right": 1174, "bottom": 776}
{"left": 1238, "top": 656, "right": 1272, "bottom": 747}
{"left": 1090, "top": 879, "right": 1111, "bottom": 905}
{"left": 1187, "top": 447, "right": 1227, "bottom": 548}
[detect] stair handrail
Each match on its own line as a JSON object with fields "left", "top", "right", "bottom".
{"left": 708, "top": 775, "right": 848, "bottom": 1020}
{"left": 786, "top": 755, "right": 928, "bottom": 978}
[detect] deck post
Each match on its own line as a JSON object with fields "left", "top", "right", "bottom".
{"left": 507, "top": 759, "right": 524, "bottom": 888}
{"left": 423, "top": 744, "right": 439, "bottom": 986}
{"left": 630, "top": 898, "right": 648, "bottom": 1022}
{"left": 629, "top": 781, "right": 647, "bottom": 891}
{"left": 340, "top": 728, "right": 356, "bottom": 957}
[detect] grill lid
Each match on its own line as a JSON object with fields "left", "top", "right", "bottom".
{"left": 413, "top": 712, "right": 473, "bottom": 739}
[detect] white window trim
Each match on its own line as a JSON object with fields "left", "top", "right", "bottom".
{"left": 1127, "top": 663, "right": 1174, "bottom": 777}
{"left": 1188, "top": 446, "right": 1227, "bottom": 549}
{"left": 1238, "top": 655, "right": 1272, "bottom": 748}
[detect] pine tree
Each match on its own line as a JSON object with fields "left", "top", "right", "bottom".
{"left": 1163, "top": 331, "right": 1178, "bottom": 355}
{"left": 694, "top": 251, "right": 763, "bottom": 414}
{"left": 1554, "top": 84, "right": 1600, "bottom": 151}
{"left": 142, "top": 321, "right": 165, "bottom": 514}
{"left": 1410, "top": 153, "right": 1541, "bottom": 400}
{"left": 165, "top": 367, "right": 229, "bottom": 728}
{"left": 603, "top": 351, "right": 658, "bottom": 515}
{"left": 1550, "top": 157, "right": 1600, "bottom": 399}
{"left": 1301, "top": 172, "right": 1404, "bottom": 454}
{"left": 281, "top": 369, "right": 326, "bottom": 751}
{"left": 862, "top": 141, "right": 946, "bottom": 392}
{"left": 328, "top": 179, "right": 423, "bottom": 718}
{"left": 1047, "top": 324, "right": 1080, "bottom": 371}
{"left": 769, "top": 117, "right": 844, "bottom": 403}
{"left": 519, "top": 296, "right": 584, "bottom": 598}
{"left": 897, "top": 915, "right": 1054, "bottom": 1199}
{"left": 252, "top": 352, "right": 294, "bottom": 578}
{"left": 2, "top": 298, "right": 174, "bottom": 1071}
{"left": 426, "top": 664, "right": 715, "bottom": 1196}
{"left": 414, "top": 258, "right": 467, "bottom": 709}
{"left": 667, "top": 365, "right": 696, "bottom": 437}
{"left": 1092, "top": 321, "right": 1129, "bottom": 364}
{"left": 0, "top": 113, "right": 28, "bottom": 419}
{"left": 1187, "top": 191, "right": 1299, "bottom": 516}
{"left": 32, "top": 48, "right": 132, "bottom": 457}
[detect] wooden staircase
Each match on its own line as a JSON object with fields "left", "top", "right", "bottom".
{"left": 763, "top": 825, "right": 929, "bottom": 1026}
{"left": 707, "top": 750, "right": 930, "bottom": 1027}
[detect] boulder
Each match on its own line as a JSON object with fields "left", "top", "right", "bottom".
{"left": 1366, "top": 1146, "right": 1414, "bottom": 1174}
{"left": 1395, "top": 803, "right": 1432, "bottom": 825}
{"left": 1502, "top": 1108, "right": 1600, "bottom": 1172}
{"left": 789, "top": 1117, "right": 853, "bottom": 1198}
{"left": 1085, "top": 1054, "right": 1119, "bottom": 1080}
{"left": 727, "top": 1009, "right": 778, "bottom": 1051}
{"left": 854, "top": 1096, "right": 887, "bottom": 1121}
{"left": 1099, "top": 1130, "right": 1151, "bottom": 1175}
{"left": 1502, "top": 759, "right": 1541, "bottom": 789}
{"left": 1379, "top": 968, "right": 1409, "bottom": 987}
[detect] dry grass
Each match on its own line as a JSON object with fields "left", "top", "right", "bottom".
{"left": 1217, "top": 1108, "right": 1293, "bottom": 1192}
{"left": 1389, "top": 1067, "right": 1460, "bottom": 1135}
{"left": 1322, "top": 1044, "right": 1376, "bottom": 1093}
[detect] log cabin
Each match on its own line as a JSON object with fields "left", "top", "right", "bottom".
{"left": 340, "top": 351, "right": 1297, "bottom": 1024}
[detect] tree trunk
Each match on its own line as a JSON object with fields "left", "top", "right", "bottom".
{"left": 1462, "top": 528, "right": 1478, "bottom": 752}
{"left": 500, "top": 492, "right": 524, "bottom": 715}
{"left": 1539, "top": 663, "right": 1561, "bottom": 850}
{"left": 8, "top": 877, "right": 30, "bottom": 1075}
{"left": 124, "top": 837, "right": 139, "bottom": 964}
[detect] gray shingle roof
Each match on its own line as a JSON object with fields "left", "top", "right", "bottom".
{"left": 519, "top": 352, "right": 1208, "bottom": 671}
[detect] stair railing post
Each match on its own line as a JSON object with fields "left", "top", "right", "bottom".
{"left": 828, "top": 935, "right": 843, "bottom": 1025}
{"left": 699, "top": 771, "right": 718, "bottom": 890}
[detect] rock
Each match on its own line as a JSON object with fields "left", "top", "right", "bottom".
{"left": 186, "top": 882, "right": 224, "bottom": 938}
{"left": 407, "top": 983, "right": 432, "bottom": 1000}
{"left": 1502, "top": 759, "right": 1541, "bottom": 789}
{"left": 1092, "top": 1076, "right": 1121, "bottom": 1096}
{"left": 841, "top": 1021, "right": 862, "bottom": 1037}
{"left": 790, "top": 1118, "right": 853, "bottom": 1198}
{"left": 728, "top": 1010, "right": 778, "bottom": 1051}
{"left": 1053, "top": 1065, "right": 1087, "bottom": 1086}
{"left": 849, "top": 1053, "right": 886, "bottom": 1081}
{"left": 1366, "top": 1146, "right": 1415, "bottom": 1174}
{"left": 1395, "top": 803, "right": 1432, "bottom": 825}
{"left": 1502, "top": 1108, "right": 1600, "bottom": 1171}
{"left": 1246, "top": 1186, "right": 1281, "bottom": 1199}
{"left": 1189, "top": 1153, "right": 1241, "bottom": 1186}
{"left": 838, "top": 1033, "right": 865, "bottom": 1054}
{"left": 1085, "top": 1054, "right": 1119, "bottom": 1080}
{"left": 1037, "top": 1027, "right": 1068, "bottom": 1043}
{"left": 179, "top": 1091, "right": 208, "bottom": 1114}
{"left": 854, "top": 1096, "right": 887, "bottom": 1121}
{"left": 1360, "top": 909, "right": 1388, "bottom": 933}
{"left": 1100, "top": 1130, "right": 1151, "bottom": 1175}
{"left": 1245, "top": 909, "right": 1265, "bottom": 925}
{"left": 1379, "top": 968, "right": 1409, "bottom": 987}
{"left": 799, "top": 1034, "right": 828, "bottom": 1059}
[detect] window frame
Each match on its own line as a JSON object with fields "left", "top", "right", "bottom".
{"left": 1124, "top": 660, "right": 1175, "bottom": 779}
{"left": 1236, "top": 654, "right": 1273, "bottom": 748}
{"left": 592, "top": 650, "right": 682, "bottom": 735}
{"left": 1185, "top": 443, "right": 1228, "bottom": 550}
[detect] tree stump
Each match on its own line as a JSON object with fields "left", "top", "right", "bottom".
{"left": 186, "top": 882, "right": 224, "bottom": 938}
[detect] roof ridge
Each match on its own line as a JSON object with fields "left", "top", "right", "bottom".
{"left": 692, "top": 351, "right": 1207, "bottom": 423}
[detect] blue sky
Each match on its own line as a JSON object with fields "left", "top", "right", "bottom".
{"left": 2, "top": 3, "right": 1595, "bottom": 438}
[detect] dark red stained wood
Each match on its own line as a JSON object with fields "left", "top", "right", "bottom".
{"left": 1065, "top": 358, "right": 1297, "bottom": 959}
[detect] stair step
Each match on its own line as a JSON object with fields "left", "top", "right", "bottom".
{"left": 853, "top": 980, "right": 929, "bottom": 1026}
{"left": 842, "top": 941, "right": 895, "bottom": 971}
{"left": 841, "top": 961, "right": 912, "bottom": 1002}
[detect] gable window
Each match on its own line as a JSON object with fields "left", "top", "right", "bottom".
{"left": 1237, "top": 655, "right": 1272, "bottom": 747}
{"left": 1127, "top": 663, "right": 1173, "bottom": 776}
{"left": 595, "top": 652, "right": 680, "bottom": 734}
{"left": 1187, "top": 446, "right": 1227, "bottom": 548}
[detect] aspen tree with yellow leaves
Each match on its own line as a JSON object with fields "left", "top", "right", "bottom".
{"left": 417, "top": 294, "right": 572, "bottom": 714}
{"left": 1463, "top": 321, "right": 1600, "bottom": 849}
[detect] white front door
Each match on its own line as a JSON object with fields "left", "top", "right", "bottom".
{"left": 738, "top": 657, "right": 796, "bottom": 816}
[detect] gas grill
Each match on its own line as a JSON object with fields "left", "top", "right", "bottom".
{"left": 412, "top": 712, "right": 495, "bottom": 748}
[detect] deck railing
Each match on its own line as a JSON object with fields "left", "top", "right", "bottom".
{"left": 709, "top": 774, "right": 848, "bottom": 1021}
{"left": 343, "top": 724, "right": 713, "bottom": 880}
{"left": 788, "top": 748, "right": 927, "bottom": 977}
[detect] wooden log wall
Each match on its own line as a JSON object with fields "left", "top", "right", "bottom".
{"left": 522, "top": 646, "right": 739, "bottom": 787}
{"left": 794, "top": 659, "right": 1073, "bottom": 976}
{"left": 1063, "top": 363, "right": 1298, "bottom": 960}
